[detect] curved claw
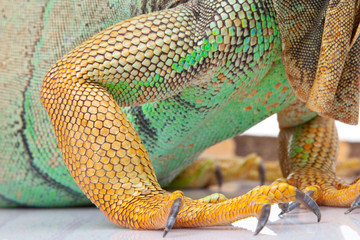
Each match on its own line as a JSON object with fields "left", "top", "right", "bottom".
{"left": 278, "top": 202, "right": 290, "bottom": 217}
{"left": 295, "top": 189, "right": 321, "bottom": 222}
{"left": 215, "top": 165, "right": 223, "bottom": 188}
{"left": 345, "top": 195, "right": 360, "bottom": 214}
{"left": 255, "top": 203, "right": 271, "bottom": 235}
{"left": 258, "top": 161, "right": 265, "bottom": 186}
{"left": 279, "top": 190, "right": 315, "bottom": 217}
{"left": 279, "top": 202, "right": 300, "bottom": 216}
{"left": 163, "top": 197, "right": 182, "bottom": 238}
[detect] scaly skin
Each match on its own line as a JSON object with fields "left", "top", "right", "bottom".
{"left": 0, "top": 0, "right": 156, "bottom": 207}
{"left": 279, "top": 115, "right": 360, "bottom": 207}
{"left": 41, "top": 0, "right": 306, "bottom": 229}
{"left": 0, "top": 0, "right": 191, "bottom": 207}
{"left": 1, "top": 0, "right": 360, "bottom": 234}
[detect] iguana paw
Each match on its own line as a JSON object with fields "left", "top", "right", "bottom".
{"left": 280, "top": 169, "right": 360, "bottom": 215}
{"left": 108, "top": 182, "right": 320, "bottom": 236}
{"left": 168, "top": 182, "right": 320, "bottom": 235}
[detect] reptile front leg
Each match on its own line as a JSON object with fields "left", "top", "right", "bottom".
{"left": 41, "top": 0, "right": 319, "bottom": 234}
{"left": 40, "top": 53, "right": 319, "bottom": 234}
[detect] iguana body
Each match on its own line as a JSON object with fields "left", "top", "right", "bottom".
{"left": 0, "top": 0, "right": 291, "bottom": 207}
{"left": 0, "top": 0, "right": 156, "bottom": 207}
{"left": 1, "top": 0, "right": 360, "bottom": 234}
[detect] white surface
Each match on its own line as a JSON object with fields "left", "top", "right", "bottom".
{"left": 244, "top": 114, "right": 360, "bottom": 142}
{"left": 0, "top": 180, "right": 359, "bottom": 240}
{"left": 1, "top": 206, "right": 360, "bottom": 240}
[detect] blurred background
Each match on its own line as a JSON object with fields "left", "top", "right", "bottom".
{"left": 167, "top": 114, "right": 360, "bottom": 193}
{"left": 245, "top": 114, "right": 360, "bottom": 142}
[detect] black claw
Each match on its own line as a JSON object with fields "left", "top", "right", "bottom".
{"left": 255, "top": 203, "right": 271, "bottom": 235}
{"left": 306, "top": 190, "right": 315, "bottom": 199}
{"left": 278, "top": 202, "right": 289, "bottom": 216}
{"left": 345, "top": 195, "right": 360, "bottom": 214}
{"left": 258, "top": 162, "right": 266, "bottom": 186}
{"left": 163, "top": 197, "right": 182, "bottom": 238}
{"left": 279, "top": 202, "right": 300, "bottom": 216}
{"left": 295, "top": 189, "right": 321, "bottom": 222}
{"left": 215, "top": 165, "right": 223, "bottom": 189}
{"left": 279, "top": 191, "right": 315, "bottom": 216}
{"left": 288, "top": 201, "right": 301, "bottom": 212}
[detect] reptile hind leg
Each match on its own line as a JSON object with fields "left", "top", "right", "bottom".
{"left": 279, "top": 115, "right": 360, "bottom": 210}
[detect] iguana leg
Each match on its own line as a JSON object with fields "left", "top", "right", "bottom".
{"left": 279, "top": 113, "right": 360, "bottom": 211}
{"left": 41, "top": 75, "right": 320, "bottom": 233}
{"left": 41, "top": 74, "right": 320, "bottom": 233}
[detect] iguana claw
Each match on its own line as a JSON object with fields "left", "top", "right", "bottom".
{"left": 344, "top": 195, "right": 360, "bottom": 215}
{"left": 279, "top": 190, "right": 315, "bottom": 217}
{"left": 215, "top": 165, "right": 223, "bottom": 189}
{"left": 255, "top": 189, "right": 319, "bottom": 236}
{"left": 279, "top": 202, "right": 301, "bottom": 216}
{"left": 294, "top": 189, "right": 321, "bottom": 222}
{"left": 163, "top": 197, "right": 183, "bottom": 238}
{"left": 278, "top": 202, "right": 290, "bottom": 217}
{"left": 258, "top": 161, "right": 265, "bottom": 186}
{"left": 255, "top": 203, "right": 271, "bottom": 235}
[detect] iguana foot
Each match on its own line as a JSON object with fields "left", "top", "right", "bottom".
{"left": 166, "top": 182, "right": 320, "bottom": 235}
{"left": 278, "top": 114, "right": 360, "bottom": 215}
{"left": 105, "top": 182, "right": 320, "bottom": 236}
{"left": 278, "top": 190, "right": 315, "bottom": 216}
{"left": 284, "top": 170, "right": 360, "bottom": 214}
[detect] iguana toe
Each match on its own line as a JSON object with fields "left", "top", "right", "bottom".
{"left": 345, "top": 195, "right": 360, "bottom": 214}
{"left": 278, "top": 190, "right": 315, "bottom": 217}
{"left": 254, "top": 203, "right": 270, "bottom": 235}
{"left": 294, "top": 189, "right": 321, "bottom": 222}
{"left": 163, "top": 192, "right": 183, "bottom": 237}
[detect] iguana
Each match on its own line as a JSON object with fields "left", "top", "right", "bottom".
{"left": 1, "top": 0, "right": 360, "bottom": 236}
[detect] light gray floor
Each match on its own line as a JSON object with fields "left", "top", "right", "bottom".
{"left": 1, "top": 181, "right": 360, "bottom": 240}
{"left": 1, "top": 206, "right": 360, "bottom": 240}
